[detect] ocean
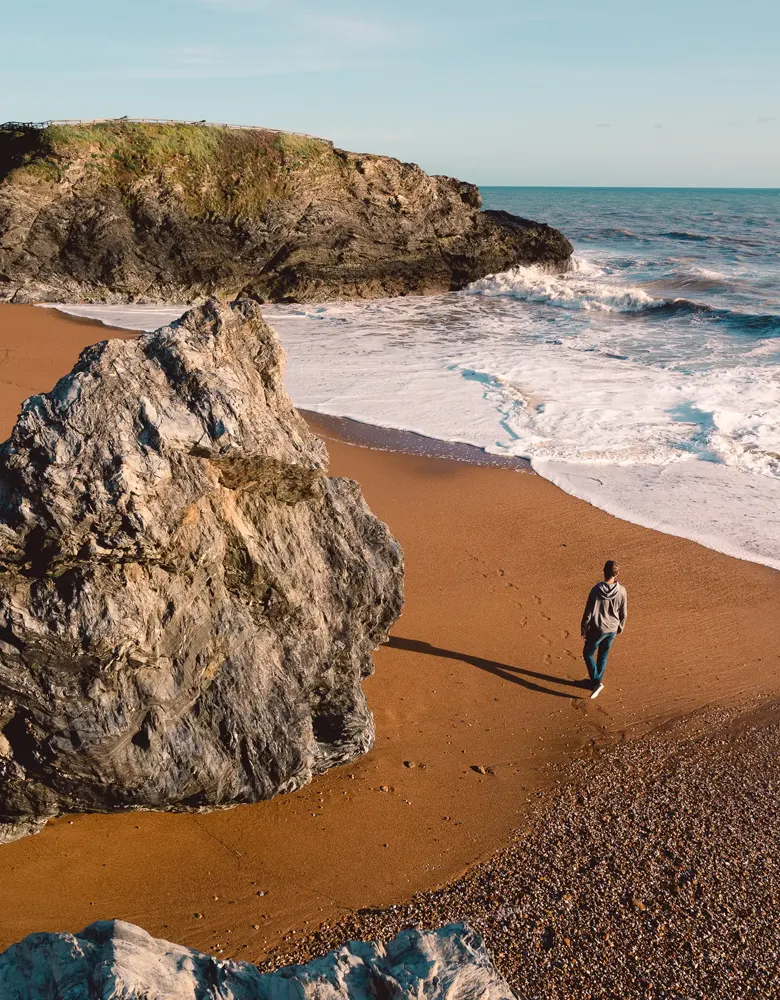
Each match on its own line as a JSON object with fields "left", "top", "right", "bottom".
{"left": 47, "top": 187, "right": 780, "bottom": 570}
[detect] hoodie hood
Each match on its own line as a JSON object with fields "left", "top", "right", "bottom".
{"left": 596, "top": 581, "right": 620, "bottom": 599}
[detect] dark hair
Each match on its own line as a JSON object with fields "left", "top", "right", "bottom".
{"left": 604, "top": 559, "right": 619, "bottom": 579}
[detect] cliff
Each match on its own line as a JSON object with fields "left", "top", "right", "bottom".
{"left": 0, "top": 296, "right": 404, "bottom": 842}
{"left": 0, "top": 121, "right": 572, "bottom": 304}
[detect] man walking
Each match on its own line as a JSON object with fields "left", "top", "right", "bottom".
{"left": 581, "top": 559, "right": 627, "bottom": 699}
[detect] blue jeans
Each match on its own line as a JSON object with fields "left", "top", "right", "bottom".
{"left": 583, "top": 629, "right": 616, "bottom": 684}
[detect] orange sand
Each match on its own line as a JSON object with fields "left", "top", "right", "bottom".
{"left": 0, "top": 305, "right": 778, "bottom": 960}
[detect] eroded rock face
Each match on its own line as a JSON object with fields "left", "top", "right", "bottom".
{"left": 0, "top": 122, "right": 572, "bottom": 304}
{"left": 0, "top": 920, "right": 515, "bottom": 1000}
{"left": 0, "top": 297, "right": 404, "bottom": 842}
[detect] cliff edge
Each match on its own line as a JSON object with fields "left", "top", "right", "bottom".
{"left": 0, "top": 121, "right": 572, "bottom": 304}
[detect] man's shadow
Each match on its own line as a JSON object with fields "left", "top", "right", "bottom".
{"left": 385, "top": 636, "right": 586, "bottom": 700}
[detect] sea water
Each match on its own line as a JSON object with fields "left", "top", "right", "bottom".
{"left": 45, "top": 188, "right": 780, "bottom": 570}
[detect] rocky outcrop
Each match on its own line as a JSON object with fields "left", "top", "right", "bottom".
{"left": 0, "top": 122, "right": 572, "bottom": 304}
{"left": 0, "top": 296, "right": 404, "bottom": 842}
{"left": 0, "top": 920, "right": 515, "bottom": 1000}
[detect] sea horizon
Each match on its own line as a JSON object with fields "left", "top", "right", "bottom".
{"left": 481, "top": 185, "right": 780, "bottom": 190}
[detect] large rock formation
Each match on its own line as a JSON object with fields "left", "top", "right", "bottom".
{"left": 0, "top": 121, "right": 572, "bottom": 304}
{"left": 0, "top": 297, "right": 404, "bottom": 842}
{"left": 0, "top": 920, "right": 515, "bottom": 1000}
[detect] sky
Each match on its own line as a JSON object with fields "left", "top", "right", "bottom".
{"left": 2, "top": 0, "right": 779, "bottom": 186}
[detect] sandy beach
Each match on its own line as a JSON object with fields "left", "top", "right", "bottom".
{"left": 0, "top": 304, "right": 779, "bottom": 969}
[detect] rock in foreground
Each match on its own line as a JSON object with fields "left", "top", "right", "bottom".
{"left": 0, "top": 919, "right": 514, "bottom": 1000}
{"left": 0, "top": 297, "right": 403, "bottom": 842}
{"left": 0, "top": 121, "right": 572, "bottom": 304}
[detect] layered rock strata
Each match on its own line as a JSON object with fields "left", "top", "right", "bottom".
{"left": 0, "top": 919, "right": 515, "bottom": 1000}
{"left": 0, "top": 296, "right": 404, "bottom": 842}
{"left": 0, "top": 122, "right": 572, "bottom": 303}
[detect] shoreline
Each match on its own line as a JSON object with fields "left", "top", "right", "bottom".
{"left": 42, "top": 301, "right": 780, "bottom": 573}
{"left": 0, "top": 304, "right": 779, "bottom": 970}
{"left": 300, "top": 410, "right": 533, "bottom": 471}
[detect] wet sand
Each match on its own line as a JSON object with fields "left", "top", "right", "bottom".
{"left": 0, "top": 304, "right": 779, "bottom": 961}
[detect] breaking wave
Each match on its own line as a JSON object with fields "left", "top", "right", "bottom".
{"left": 466, "top": 263, "right": 670, "bottom": 313}
{"left": 659, "top": 230, "right": 713, "bottom": 242}
{"left": 466, "top": 263, "right": 780, "bottom": 335}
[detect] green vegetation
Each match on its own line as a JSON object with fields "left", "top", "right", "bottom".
{"left": 0, "top": 121, "right": 336, "bottom": 218}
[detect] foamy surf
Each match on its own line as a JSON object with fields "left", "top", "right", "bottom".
{"left": 37, "top": 302, "right": 188, "bottom": 331}
{"left": 534, "top": 458, "right": 780, "bottom": 572}
{"left": 467, "top": 262, "right": 668, "bottom": 314}
{"left": 35, "top": 187, "right": 780, "bottom": 572}
{"left": 41, "top": 290, "right": 780, "bottom": 572}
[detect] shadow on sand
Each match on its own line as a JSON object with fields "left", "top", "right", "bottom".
{"left": 386, "top": 636, "right": 586, "bottom": 700}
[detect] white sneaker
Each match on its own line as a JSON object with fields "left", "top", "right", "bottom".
{"left": 590, "top": 682, "right": 604, "bottom": 700}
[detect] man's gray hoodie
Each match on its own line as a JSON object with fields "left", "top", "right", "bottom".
{"left": 581, "top": 581, "right": 628, "bottom": 636}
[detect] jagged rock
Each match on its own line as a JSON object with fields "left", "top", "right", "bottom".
{"left": 0, "top": 919, "right": 515, "bottom": 1000}
{"left": 0, "top": 122, "right": 572, "bottom": 304}
{"left": 0, "top": 296, "right": 404, "bottom": 842}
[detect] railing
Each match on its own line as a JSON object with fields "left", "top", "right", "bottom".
{"left": 1, "top": 117, "right": 327, "bottom": 142}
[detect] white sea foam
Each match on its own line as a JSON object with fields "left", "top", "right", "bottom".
{"left": 40, "top": 295, "right": 780, "bottom": 571}
{"left": 467, "top": 262, "right": 669, "bottom": 313}
{"left": 38, "top": 302, "right": 188, "bottom": 331}
{"left": 535, "top": 459, "right": 780, "bottom": 571}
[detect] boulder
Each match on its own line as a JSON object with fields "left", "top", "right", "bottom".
{"left": 0, "top": 122, "right": 572, "bottom": 304}
{"left": 0, "top": 919, "right": 516, "bottom": 1000}
{"left": 0, "top": 296, "right": 404, "bottom": 842}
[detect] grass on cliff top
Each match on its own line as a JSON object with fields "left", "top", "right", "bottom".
{"left": 1, "top": 121, "right": 334, "bottom": 218}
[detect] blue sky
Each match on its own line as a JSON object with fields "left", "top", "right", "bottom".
{"left": 3, "top": 0, "right": 778, "bottom": 185}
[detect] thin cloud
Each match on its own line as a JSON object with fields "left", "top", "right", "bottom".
{"left": 129, "top": 52, "right": 358, "bottom": 80}
{"left": 174, "top": 45, "right": 223, "bottom": 66}
{"left": 195, "top": 0, "right": 271, "bottom": 9}
{"left": 311, "top": 15, "right": 397, "bottom": 46}
{"left": 191, "top": 0, "right": 398, "bottom": 45}
{"left": 757, "top": 116, "right": 775, "bottom": 123}
{"left": 133, "top": 5, "right": 398, "bottom": 79}
{"left": 594, "top": 123, "right": 612, "bottom": 128}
